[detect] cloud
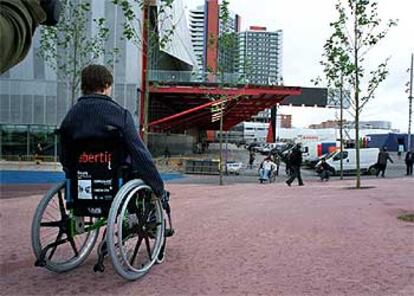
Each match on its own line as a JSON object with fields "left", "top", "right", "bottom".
{"left": 184, "top": 0, "right": 414, "bottom": 132}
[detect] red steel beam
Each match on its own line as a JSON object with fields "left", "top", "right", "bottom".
{"left": 149, "top": 98, "right": 226, "bottom": 127}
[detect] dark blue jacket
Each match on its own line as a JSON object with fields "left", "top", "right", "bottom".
{"left": 59, "top": 94, "right": 165, "bottom": 196}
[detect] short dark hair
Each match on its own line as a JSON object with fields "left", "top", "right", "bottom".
{"left": 81, "top": 64, "right": 113, "bottom": 95}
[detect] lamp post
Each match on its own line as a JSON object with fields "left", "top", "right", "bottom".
{"left": 408, "top": 53, "right": 413, "bottom": 151}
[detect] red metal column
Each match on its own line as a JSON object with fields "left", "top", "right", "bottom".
{"left": 140, "top": 2, "right": 149, "bottom": 139}
{"left": 205, "top": 0, "right": 219, "bottom": 74}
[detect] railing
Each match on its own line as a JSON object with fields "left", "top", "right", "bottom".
{"left": 148, "top": 70, "right": 248, "bottom": 85}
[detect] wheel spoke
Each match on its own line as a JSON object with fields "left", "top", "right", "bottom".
{"left": 40, "top": 221, "right": 62, "bottom": 227}
{"left": 142, "top": 199, "right": 153, "bottom": 222}
{"left": 68, "top": 236, "right": 79, "bottom": 257}
{"left": 129, "top": 196, "right": 144, "bottom": 226}
{"left": 47, "top": 231, "right": 63, "bottom": 260}
{"left": 130, "top": 236, "right": 143, "bottom": 265}
{"left": 57, "top": 191, "right": 66, "bottom": 217}
{"left": 144, "top": 235, "right": 152, "bottom": 260}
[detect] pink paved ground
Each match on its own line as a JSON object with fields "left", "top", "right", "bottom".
{"left": 0, "top": 178, "right": 413, "bottom": 296}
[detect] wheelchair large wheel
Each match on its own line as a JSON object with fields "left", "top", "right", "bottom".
{"left": 107, "top": 180, "right": 165, "bottom": 281}
{"left": 31, "top": 182, "right": 99, "bottom": 272}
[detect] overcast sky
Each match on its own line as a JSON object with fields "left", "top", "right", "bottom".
{"left": 183, "top": 0, "right": 414, "bottom": 132}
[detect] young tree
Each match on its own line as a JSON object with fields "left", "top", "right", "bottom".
{"left": 318, "top": 0, "right": 397, "bottom": 188}
{"left": 216, "top": 0, "right": 238, "bottom": 185}
{"left": 39, "top": 0, "right": 119, "bottom": 105}
{"left": 112, "top": 0, "right": 177, "bottom": 144}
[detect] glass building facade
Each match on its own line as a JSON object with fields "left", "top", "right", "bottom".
{"left": 0, "top": 1, "right": 142, "bottom": 159}
{"left": 0, "top": 0, "right": 196, "bottom": 160}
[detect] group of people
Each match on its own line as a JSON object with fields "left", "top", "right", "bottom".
{"left": 250, "top": 143, "right": 305, "bottom": 186}
{"left": 252, "top": 143, "right": 414, "bottom": 186}
{"left": 374, "top": 147, "right": 413, "bottom": 177}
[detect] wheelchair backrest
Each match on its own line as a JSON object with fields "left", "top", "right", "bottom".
{"left": 68, "top": 136, "right": 128, "bottom": 217}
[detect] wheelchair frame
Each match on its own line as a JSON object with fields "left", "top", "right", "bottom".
{"left": 31, "top": 178, "right": 168, "bottom": 280}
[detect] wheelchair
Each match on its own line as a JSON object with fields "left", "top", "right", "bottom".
{"left": 259, "top": 168, "right": 275, "bottom": 183}
{"left": 31, "top": 135, "right": 172, "bottom": 281}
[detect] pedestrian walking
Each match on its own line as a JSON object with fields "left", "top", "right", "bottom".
{"left": 376, "top": 147, "right": 393, "bottom": 177}
{"left": 164, "top": 146, "right": 171, "bottom": 166}
{"left": 286, "top": 144, "right": 304, "bottom": 186}
{"left": 398, "top": 144, "right": 404, "bottom": 160}
{"left": 284, "top": 150, "right": 292, "bottom": 176}
{"left": 271, "top": 152, "right": 280, "bottom": 176}
{"left": 34, "top": 142, "right": 43, "bottom": 164}
{"left": 405, "top": 150, "right": 413, "bottom": 176}
{"left": 249, "top": 150, "right": 255, "bottom": 169}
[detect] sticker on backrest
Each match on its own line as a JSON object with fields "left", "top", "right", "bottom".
{"left": 78, "top": 151, "right": 113, "bottom": 170}
{"left": 93, "top": 179, "right": 114, "bottom": 200}
{"left": 78, "top": 179, "right": 92, "bottom": 200}
{"left": 77, "top": 149, "right": 115, "bottom": 201}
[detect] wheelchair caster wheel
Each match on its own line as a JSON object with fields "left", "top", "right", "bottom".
{"left": 93, "top": 263, "right": 105, "bottom": 273}
{"left": 34, "top": 259, "right": 46, "bottom": 267}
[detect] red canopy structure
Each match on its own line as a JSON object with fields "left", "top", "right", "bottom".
{"left": 148, "top": 83, "right": 301, "bottom": 132}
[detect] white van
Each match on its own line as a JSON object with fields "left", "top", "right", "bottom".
{"left": 319, "top": 148, "right": 379, "bottom": 175}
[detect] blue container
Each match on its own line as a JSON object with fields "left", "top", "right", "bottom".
{"left": 366, "top": 133, "right": 414, "bottom": 151}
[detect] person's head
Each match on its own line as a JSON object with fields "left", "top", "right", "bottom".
{"left": 81, "top": 64, "right": 113, "bottom": 96}
{"left": 382, "top": 146, "right": 387, "bottom": 152}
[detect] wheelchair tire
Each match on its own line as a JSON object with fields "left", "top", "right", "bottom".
{"left": 31, "top": 182, "right": 99, "bottom": 273}
{"left": 107, "top": 179, "right": 165, "bottom": 281}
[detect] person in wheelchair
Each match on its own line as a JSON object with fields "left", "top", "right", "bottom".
{"left": 258, "top": 156, "right": 277, "bottom": 183}
{"left": 59, "top": 64, "right": 173, "bottom": 258}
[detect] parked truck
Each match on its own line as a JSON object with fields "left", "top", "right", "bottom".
{"left": 301, "top": 141, "right": 337, "bottom": 166}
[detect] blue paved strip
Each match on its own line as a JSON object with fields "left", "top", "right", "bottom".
{"left": 0, "top": 170, "right": 184, "bottom": 184}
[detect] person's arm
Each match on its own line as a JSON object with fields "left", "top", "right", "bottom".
{"left": 0, "top": 0, "right": 46, "bottom": 73}
{"left": 388, "top": 154, "right": 393, "bottom": 163}
{"left": 123, "top": 111, "right": 165, "bottom": 197}
{"left": 57, "top": 122, "right": 72, "bottom": 176}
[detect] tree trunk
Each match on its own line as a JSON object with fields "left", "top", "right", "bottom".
{"left": 71, "top": 27, "right": 79, "bottom": 106}
{"left": 340, "top": 74, "right": 344, "bottom": 180}
{"left": 219, "top": 102, "right": 224, "bottom": 186}
{"left": 354, "top": 1, "right": 361, "bottom": 189}
{"left": 142, "top": 3, "right": 150, "bottom": 144}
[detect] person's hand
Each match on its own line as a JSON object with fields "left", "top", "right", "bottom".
{"left": 161, "top": 190, "right": 170, "bottom": 202}
{"left": 161, "top": 190, "right": 170, "bottom": 212}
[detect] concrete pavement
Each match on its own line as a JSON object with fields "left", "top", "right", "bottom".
{"left": 0, "top": 177, "right": 413, "bottom": 295}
